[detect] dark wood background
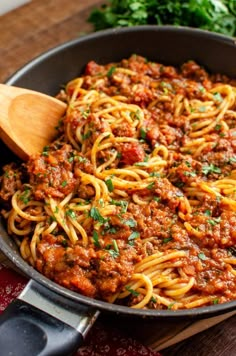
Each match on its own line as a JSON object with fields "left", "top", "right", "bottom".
{"left": 0, "top": 1, "right": 235, "bottom": 355}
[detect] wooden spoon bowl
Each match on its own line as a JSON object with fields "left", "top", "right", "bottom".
{"left": 0, "top": 84, "right": 67, "bottom": 160}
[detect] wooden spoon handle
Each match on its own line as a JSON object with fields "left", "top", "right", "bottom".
{"left": 0, "top": 84, "right": 67, "bottom": 160}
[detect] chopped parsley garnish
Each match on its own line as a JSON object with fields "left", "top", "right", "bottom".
{"left": 147, "top": 181, "right": 155, "bottom": 190}
{"left": 123, "top": 218, "right": 137, "bottom": 228}
{"left": 107, "top": 66, "right": 116, "bottom": 77}
{"left": 198, "top": 252, "right": 207, "bottom": 260}
{"left": 204, "top": 210, "right": 211, "bottom": 217}
{"left": 105, "top": 178, "right": 114, "bottom": 192}
{"left": 199, "top": 106, "right": 206, "bottom": 112}
{"left": 42, "top": 146, "right": 50, "bottom": 157}
{"left": 183, "top": 171, "right": 197, "bottom": 177}
{"left": 199, "top": 86, "right": 205, "bottom": 93}
{"left": 149, "top": 172, "right": 161, "bottom": 177}
{"left": 112, "top": 239, "right": 119, "bottom": 253}
{"left": 125, "top": 286, "right": 140, "bottom": 297}
{"left": 80, "top": 108, "right": 90, "bottom": 119}
{"left": 77, "top": 156, "right": 87, "bottom": 163}
{"left": 140, "top": 127, "right": 147, "bottom": 140}
{"left": 229, "top": 156, "right": 236, "bottom": 164}
{"left": 92, "top": 230, "right": 100, "bottom": 247}
{"left": 89, "top": 207, "right": 107, "bottom": 224}
{"left": 61, "top": 239, "right": 68, "bottom": 247}
{"left": 110, "top": 199, "right": 128, "bottom": 213}
{"left": 168, "top": 302, "right": 176, "bottom": 310}
{"left": 19, "top": 188, "right": 31, "bottom": 205}
{"left": 98, "top": 198, "right": 104, "bottom": 207}
{"left": 208, "top": 217, "right": 221, "bottom": 226}
{"left": 61, "top": 180, "right": 68, "bottom": 187}
{"left": 66, "top": 209, "right": 76, "bottom": 219}
{"left": 153, "top": 196, "right": 161, "bottom": 202}
{"left": 128, "top": 231, "right": 140, "bottom": 245}
{"left": 202, "top": 164, "right": 221, "bottom": 175}
{"left": 213, "top": 92, "right": 223, "bottom": 102}
{"left": 150, "top": 296, "right": 157, "bottom": 303}
{"left": 108, "top": 248, "right": 119, "bottom": 259}
{"left": 215, "top": 124, "right": 222, "bottom": 131}
{"left": 134, "top": 161, "right": 149, "bottom": 167}
{"left": 82, "top": 130, "right": 92, "bottom": 141}
{"left": 131, "top": 109, "right": 142, "bottom": 121}
{"left": 212, "top": 298, "right": 219, "bottom": 305}
{"left": 162, "top": 237, "right": 173, "bottom": 244}
{"left": 102, "top": 225, "right": 118, "bottom": 235}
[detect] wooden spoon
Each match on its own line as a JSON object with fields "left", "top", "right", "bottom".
{"left": 0, "top": 84, "right": 67, "bottom": 161}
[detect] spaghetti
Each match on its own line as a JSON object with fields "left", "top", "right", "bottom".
{"left": 1, "top": 55, "right": 236, "bottom": 310}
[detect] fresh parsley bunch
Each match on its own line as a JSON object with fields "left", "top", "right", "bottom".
{"left": 88, "top": 0, "right": 236, "bottom": 36}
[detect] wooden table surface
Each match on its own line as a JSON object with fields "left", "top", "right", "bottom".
{"left": 0, "top": 1, "right": 235, "bottom": 355}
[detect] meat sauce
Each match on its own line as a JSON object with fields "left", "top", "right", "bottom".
{"left": 0, "top": 55, "right": 236, "bottom": 308}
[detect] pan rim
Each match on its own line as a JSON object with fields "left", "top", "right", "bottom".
{"left": 2, "top": 25, "right": 236, "bottom": 318}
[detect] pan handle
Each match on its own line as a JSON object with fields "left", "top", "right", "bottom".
{"left": 0, "top": 279, "right": 100, "bottom": 356}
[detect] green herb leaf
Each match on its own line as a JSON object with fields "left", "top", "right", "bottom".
{"left": 19, "top": 188, "right": 31, "bottom": 205}
{"left": 213, "top": 92, "right": 223, "bottom": 102}
{"left": 92, "top": 230, "right": 100, "bottom": 247}
{"left": 202, "top": 164, "right": 221, "bottom": 175}
{"left": 110, "top": 199, "right": 128, "bottom": 213}
{"left": 208, "top": 217, "right": 221, "bottom": 226}
{"left": 66, "top": 209, "right": 76, "bottom": 219}
{"left": 112, "top": 239, "right": 119, "bottom": 253}
{"left": 128, "top": 231, "right": 140, "bottom": 245}
{"left": 105, "top": 178, "right": 114, "bottom": 192}
{"left": 125, "top": 286, "right": 140, "bottom": 297}
{"left": 199, "top": 106, "right": 206, "bottom": 112}
{"left": 42, "top": 146, "right": 50, "bottom": 156}
{"left": 61, "top": 239, "right": 68, "bottom": 247}
{"left": 198, "top": 252, "right": 207, "bottom": 260}
{"left": 82, "top": 130, "right": 92, "bottom": 141}
{"left": 134, "top": 161, "right": 149, "bottom": 167}
{"left": 147, "top": 182, "right": 155, "bottom": 190}
{"left": 123, "top": 218, "right": 137, "bottom": 228}
{"left": 212, "top": 298, "right": 219, "bottom": 305}
{"left": 107, "top": 66, "right": 116, "bottom": 77}
{"left": 89, "top": 207, "right": 107, "bottom": 224}
{"left": 215, "top": 124, "right": 222, "bottom": 131}
{"left": 229, "top": 156, "right": 236, "bottom": 164}
{"left": 78, "top": 156, "right": 87, "bottom": 163}
{"left": 150, "top": 296, "right": 157, "bottom": 303}
{"left": 108, "top": 249, "right": 119, "bottom": 258}
{"left": 149, "top": 172, "right": 161, "bottom": 177}
{"left": 183, "top": 171, "right": 197, "bottom": 177}
{"left": 61, "top": 181, "right": 68, "bottom": 187}
{"left": 204, "top": 210, "right": 211, "bottom": 216}
{"left": 162, "top": 237, "right": 173, "bottom": 244}
{"left": 140, "top": 127, "right": 147, "bottom": 140}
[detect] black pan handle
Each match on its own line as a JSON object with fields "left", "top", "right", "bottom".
{"left": 0, "top": 280, "right": 99, "bottom": 356}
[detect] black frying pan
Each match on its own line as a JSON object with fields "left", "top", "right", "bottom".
{"left": 0, "top": 26, "right": 236, "bottom": 356}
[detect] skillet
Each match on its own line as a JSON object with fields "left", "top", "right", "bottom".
{"left": 0, "top": 26, "right": 236, "bottom": 356}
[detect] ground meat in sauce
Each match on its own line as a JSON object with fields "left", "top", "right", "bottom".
{"left": 27, "top": 143, "right": 77, "bottom": 199}
{"left": 1, "top": 55, "right": 236, "bottom": 309}
{"left": 0, "top": 163, "right": 24, "bottom": 203}
{"left": 118, "top": 142, "right": 145, "bottom": 165}
{"left": 36, "top": 234, "right": 143, "bottom": 298}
